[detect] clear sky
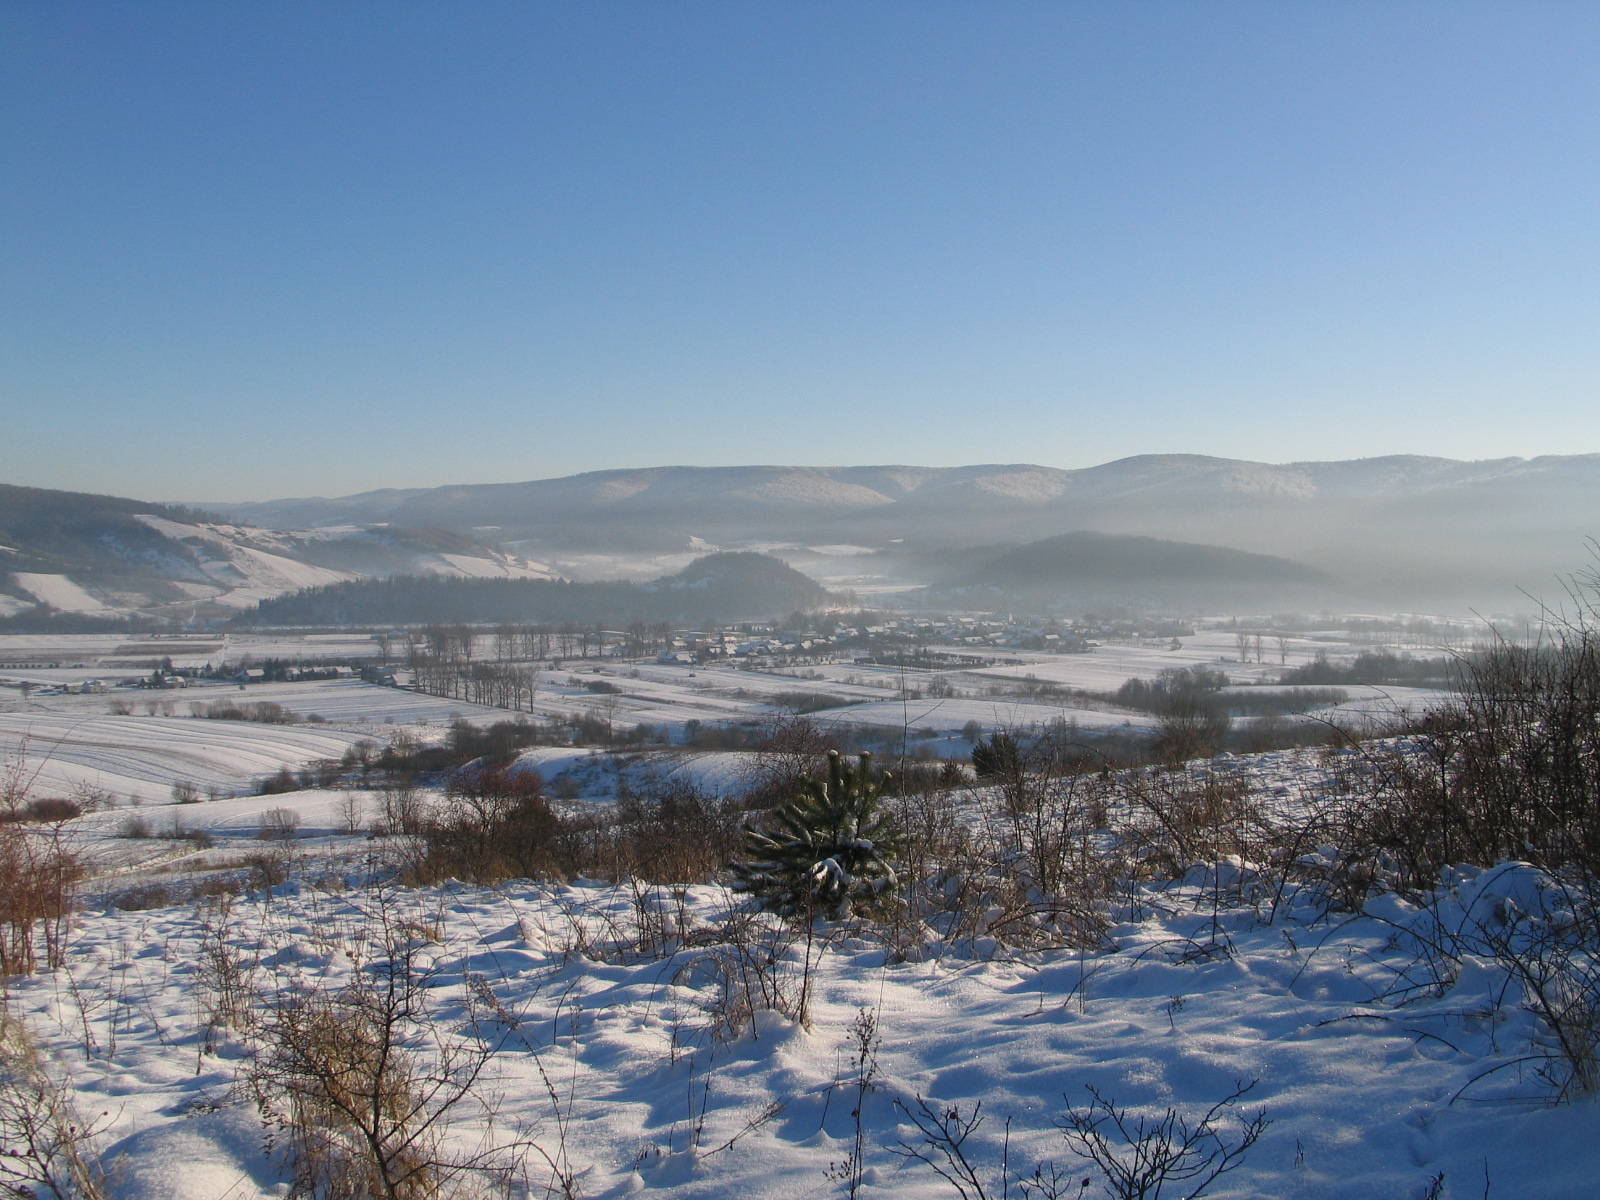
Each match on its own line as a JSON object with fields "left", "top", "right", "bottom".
{"left": 3, "top": 2, "right": 1598, "bottom": 502}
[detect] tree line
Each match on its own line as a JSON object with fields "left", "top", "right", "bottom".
{"left": 239, "top": 552, "right": 829, "bottom": 627}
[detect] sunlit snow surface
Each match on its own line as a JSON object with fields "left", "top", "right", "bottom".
{"left": 9, "top": 846, "right": 1595, "bottom": 1199}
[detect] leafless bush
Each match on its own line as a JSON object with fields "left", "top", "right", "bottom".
{"left": 196, "top": 904, "right": 257, "bottom": 1051}
{"left": 1115, "top": 768, "right": 1266, "bottom": 883}
{"left": 892, "top": 1096, "right": 1003, "bottom": 1200}
{"left": 1055, "top": 1080, "right": 1269, "bottom": 1200}
{"left": 378, "top": 783, "right": 429, "bottom": 839}
{"left": 0, "top": 823, "right": 82, "bottom": 975}
{"left": 675, "top": 908, "right": 817, "bottom": 1037}
{"left": 245, "top": 906, "right": 516, "bottom": 1200}
{"left": 740, "top": 714, "right": 838, "bottom": 809}
{"left": 113, "top": 883, "right": 178, "bottom": 912}
{"left": 306, "top": 759, "right": 344, "bottom": 789}
{"left": 1, "top": 798, "right": 80, "bottom": 825}
{"left": 603, "top": 780, "right": 752, "bottom": 883}
{"left": 886, "top": 771, "right": 1121, "bottom": 958}
{"left": 258, "top": 807, "right": 303, "bottom": 842}
{"left": 1326, "top": 617, "right": 1600, "bottom": 895}
{"left": 404, "top": 767, "right": 556, "bottom": 884}
{"left": 1380, "top": 867, "right": 1600, "bottom": 1101}
{"left": 336, "top": 792, "right": 366, "bottom": 836}
{"left": 825, "top": 1007, "right": 881, "bottom": 1199}
{"left": 243, "top": 850, "right": 291, "bottom": 892}
{"left": 1152, "top": 698, "right": 1232, "bottom": 764}
{"left": 259, "top": 766, "right": 302, "bottom": 796}
{"left": 0, "top": 1010, "right": 111, "bottom": 1199}
{"left": 68, "top": 783, "right": 115, "bottom": 814}
{"left": 192, "top": 874, "right": 245, "bottom": 902}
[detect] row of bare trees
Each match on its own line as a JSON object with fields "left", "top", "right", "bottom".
{"left": 386, "top": 620, "right": 679, "bottom": 668}
{"left": 409, "top": 659, "right": 542, "bottom": 711}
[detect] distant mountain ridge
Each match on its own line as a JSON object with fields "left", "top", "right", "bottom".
{"left": 5, "top": 451, "right": 1592, "bottom": 621}
{"left": 0, "top": 482, "right": 559, "bottom": 621}
{"left": 213, "top": 454, "right": 1600, "bottom": 607}
{"left": 221, "top": 454, "right": 1576, "bottom": 529}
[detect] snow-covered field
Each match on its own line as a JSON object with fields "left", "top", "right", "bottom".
{"left": 0, "top": 712, "right": 379, "bottom": 805}
{"left": 0, "top": 622, "right": 1586, "bottom": 1200}
{"left": 0, "top": 632, "right": 390, "bottom": 671}
{"left": 0, "top": 621, "right": 1455, "bottom": 825}
{"left": 964, "top": 629, "right": 1330, "bottom": 690}
{"left": 10, "top": 572, "right": 112, "bottom": 612}
{"left": 8, "top": 846, "right": 1595, "bottom": 1199}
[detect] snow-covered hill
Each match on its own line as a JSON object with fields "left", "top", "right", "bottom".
{"left": 0, "top": 483, "right": 560, "bottom": 620}
{"left": 9, "top": 789, "right": 1595, "bottom": 1200}
{"left": 213, "top": 454, "right": 1600, "bottom": 609}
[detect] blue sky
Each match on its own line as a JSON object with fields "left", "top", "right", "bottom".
{"left": 3, "top": 2, "right": 1597, "bottom": 502}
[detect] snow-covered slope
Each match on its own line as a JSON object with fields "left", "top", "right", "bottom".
{"left": 0, "top": 481, "right": 563, "bottom": 618}
{"left": 9, "top": 832, "right": 1595, "bottom": 1199}
{"left": 212, "top": 455, "right": 1600, "bottom": 608}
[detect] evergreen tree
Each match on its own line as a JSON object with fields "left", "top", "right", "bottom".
{"left": 971, "top": 731, "right": 1021, "bottom": 780}
{"left": 731, "top": 750, "right": 904, "bottom": 920}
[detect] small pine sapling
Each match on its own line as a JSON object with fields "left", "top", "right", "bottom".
{"left": 731, "top": 750, "right": 905, "bottom": 920}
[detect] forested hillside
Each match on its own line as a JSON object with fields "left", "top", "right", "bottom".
{"left": 241, "top": 551, "right": 830, "bottom": 626}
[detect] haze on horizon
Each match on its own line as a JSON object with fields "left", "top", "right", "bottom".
{"left": 4, "top": 2, "right": 1599, "bottom": 503}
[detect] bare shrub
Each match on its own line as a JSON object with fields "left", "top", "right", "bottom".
{"left": 1055, "top": 1081, "right": 1269, "bottom": 1200}
{"left": 0, "top": 798, "right": 81, "bottom": 824}
{"left": 406, "top": 766, "right": 556, "bottom": 884}
{"left": 892, "top": 1096, "right": 1001, "bottom": 1200}
{"left": 0, "top": 1011, "right": 111, "bottom": 1200}
{"left": 335, "top": 791, "right": 366, "bottom": 836}
{"left": 1151, "top": 698, "right": 1232, "bottom": 764}
{"left": 192, "top": 874, "right": 244, "bottom": 902}
{"left": 675, "top": 909, "right": 816, "bottom": 1038}
{"left": 246, "top": 909, "right": 514, "bottom": 1200}
{"left": 243, "top": 851, "right": 290, "bottom": 892}
{"left": 826, "top": 1007, "right": 881, "bottom": 1199}
{"left": 258, "top": 766, "right": 301, "bottom": 796}
{"left": 0, "top": 823, "right": 82, "bottom": 975}
{"left": 888, "top": 770, "right": 1120, "bottom": 958}
{"left": 378, "top": 783, "right": 428, "bottom": 838}
{"left": 602, "top": 780, "right": 753, "bottom": 883}
{"left": 1329, "top": 617, "right": 1600, "bottom": 894}
{"left": 113, "top": 883, "right": 177, "bottom": 911}
{"left": 740, "top": 714, "right": 838, "bottom": 809}
{"left": 1116, "top": 768, "right": 1265, "bottom": 882}
{"left": 199, "top": 699, "right": 300, "bottom": 724}
{"left": 1379, "top": 867, "right": 1600, "bottom": 1101}
{"left": 68, "top": 783, "right": 115, "bottom": 814}
{"left": 258, "top": 807, "right": 303, "bottom": 842}
{"left": 306, "top": 758, "right": 343, "bottom": 789}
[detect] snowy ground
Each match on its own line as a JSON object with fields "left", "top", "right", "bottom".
{"left": 8, "top": 846, "right": 1595, "bottom": 1199}
{"left": 10, "top": 572, "right": 113, "bottom": 613}
{"left": 0, "top": 712, "right": 380, "bottom": 805}
{"left": 0, "top": 648, "right": 1587, "bottom": 1200}
{"left": 962, "top": 629, "right": 1337, "bottom": 691}
{"left": 0, "top": 625, "right": 1456, "bottom": 823}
